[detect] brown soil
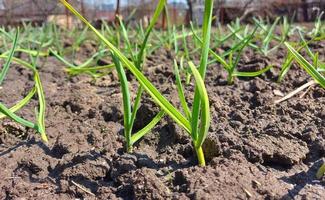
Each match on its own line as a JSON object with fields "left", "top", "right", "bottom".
{"left": 0, "top": 36, "right": 324, "bottom": 199}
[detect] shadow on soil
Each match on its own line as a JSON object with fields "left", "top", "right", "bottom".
{"left": 280, "top": 160, "right": 324, "bottom": 199}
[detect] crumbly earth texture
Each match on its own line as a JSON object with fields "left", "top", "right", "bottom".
{"left": 0, "top": 36, "right": 324, "bottom": 200}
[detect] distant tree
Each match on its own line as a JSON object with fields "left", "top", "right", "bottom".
{"left": 116, "top": 0, "right": 120, "bottom": 16}
{"left": 301, "top": 0, "right": 308, "bottom": 21}
{"left": 186, "top": 0, "right": 192, "bottom": 22}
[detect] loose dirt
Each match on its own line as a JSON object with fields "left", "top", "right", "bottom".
{"left": 0, "top": 37, "right": 324, "bottom": 199}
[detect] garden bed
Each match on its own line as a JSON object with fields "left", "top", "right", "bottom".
{"left": 0, "top": 34, "right": 324, "bottom": 199}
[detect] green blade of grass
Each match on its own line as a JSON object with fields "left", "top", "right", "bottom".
{"left": 0, "top": 29, "right": 19, "bottom": 85}
{"left": 41, "top": 38, "right": 54, "bottom": 48}
{"left": 65, "top": 64, "right": 115, "bottom": 76}
{"left": 73, "top": 26, "right": 89, "bottom": 48}
{"left": 182, "top": 25, "right": 189, "bottom": 59}
{"left": 31, "top": 37, "right": 48, "bottom": 143}
{"left": 190, "top": 23, "right": 230, "bottom": 70}
{"left": 259, "top": 17, "right": 281, "bottom": 56}
{"left": 136, "top": 0, "right": 166, "bottom": 69}
{"left": 0, "top": 103, "right": 36, "bottom": 129}
{"left": 310, "top": 11, "right": 324, "bottom": 37}
{"left": 190, "top": 0, "right": 213, "bottom": 142}
{"left": 233, "top": 27, "right": 258, "bottom": 68}
{"left": 278, "top": 40, "right": 312, "bottom": 82}
{"left": 117, "top": 16, "right": 136, "bottom": 63}
{"left": 50, "top": 48, "right": 109, "bottom": 69}
{"left": 59, "top": 0, "right": 191, "bottom": 133}
{"left": 174, "top": 59, "right": 191, "bottom": 119}
{"left": 127, "top": 0, "right": 167, "bottom": 134}
{"left": 218, "top": 27, "right": 242, "bottom": 44}
{"left": 281, "top": 16, "right": 290, "bottom": 41}
{"left": 262, "top": 17, "right": 280, "bottom": 50}
{"left": 49, "top": 49, "right": 75, "bottom": 68}
{"left": 1, "top": 48, "right": 49, "bottom": 57}
{"left": 128, "top": 87, "right": 144, "bottom": 135}
{"left": 0, "top": 53, "right": 47, "bottom": 142}
{"left": 232, "top": 65, "right": 272, "bottom": 77}
{"left": 0, "top": 26, "right": 14, "bottom": 40}
{"left": 297, "top": 31, "right": 325, "bottom": 70}
{"left": 298, "top": 30, "right": 315, "bottom": 60}
{"left": 112, "top": 52, "right": 132, "bottom": 150}
{"left": 221, "top": 30, "right": 256, "bottom": 58}
{"left": 76, "top": 49, "right": 109, "bottom": 68}
{"left": 285, "top": 42, "right": 325, "bottom": 88}
{"left": 34, "top": 71, "right": 48, "bottom": 142}
{"left": 0, "top": 87, "right": 36, "bottom": 119}
{"left": 253, "top": 17, "right": 282, "bottom": 42}
{"left": 164, "top": 4, "right": 172, "bottom": 49}
{"left": 188, "top": 61, "right": 210, "bottom": 148}
{"left": 227, "top": 25, "right": 259, "bottom": 50}
{"left": 313, "top": 52, "right": 319, "bottom": 69}
{"left": 0, "top": 56, "right": 36, "bottom": 72}
{"left": 130, "top": 110, "right": 165, "bottom": 145}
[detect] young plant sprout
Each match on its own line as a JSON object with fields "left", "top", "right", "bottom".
{"left": 0, "top": 30, "right": 19, "bottom": 84}
{"left": 112, "top": 53, "right": 165, "bottom": 152}
{"left": 192, "top": 24, "right": 272, "bottom": 84}
{"left": 254, "top": 17, "right": 281, "bottom": 56}
{"left": 278, "top": 29, "right": 324, "bottom": 82}
{"left": 309, "top": 11, "right": 324, "bottom": 37}
{"left": 0, "top": 30, "right": 48, "bottom": 142}
{"left": 280, "top": 16, "right": 294, "bottom": 41}
{"left": 60, "top": 0, "right": 213, "bottom": 166}
{"left": 284, "top": 42, "right": 325, "bottom": 88}
{"left": 113, "top": 0, "right": 168, "bottom": 153}
{"left": 214, "top": 25, "right": 242, "bottom": 49}
{"left": 51, "top": 48, "right": 115, "bottom": 78}
{"left": 227, "top": 22, "right": 259, "bottom": 51}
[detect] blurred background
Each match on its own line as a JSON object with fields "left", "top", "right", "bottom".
{"left": 0, "top": 0, "right": 324, "bottom": 27}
